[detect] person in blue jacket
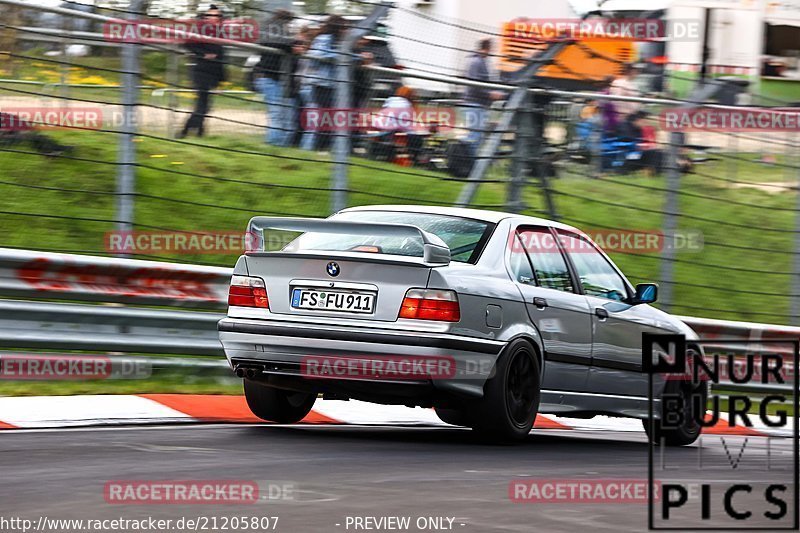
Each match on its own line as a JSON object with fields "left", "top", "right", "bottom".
{"left": 301, "top": 15, "right": 347, "bottom": 151}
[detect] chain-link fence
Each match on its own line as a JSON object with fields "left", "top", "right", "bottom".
{"left": 1, "top": 0, "right": 800, "bottom": 325}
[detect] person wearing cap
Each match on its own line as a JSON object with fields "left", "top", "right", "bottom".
{"left": 178, "top": 5, "right": 227, "bottom": 138}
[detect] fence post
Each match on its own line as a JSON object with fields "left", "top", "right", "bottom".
{"left": 0, "top": 6, "right": 20, "bottom": 78}
{"left": 506, "top": 93, "right": 530, "bottom": 213}
{"left": 659, "top": 131, "right": 682, "bottom": 312}
{"left": 166, "top": 50, "right": 179, "bottom": 137}
{"left": 331, "top": 3, "right": 390, "bottom": 214}
{"left": 331, "top": 46, "right": 353, "bottom": 214}
{"left": 591, "top": 112, "right": 603, "bottom": 179}
{"left": 506, "top": 92, "right": 557, "bottom": 218}
{"left": 115, "top": 0, "right": 141, "bottom": 242}
{"left": 532, "top": 93, "right": 558, "bottom": 220}
{"left": 59, "top": 14, "right": 71, "bottom": 103}
{"left": 657, "top": 82, "right": 727, "bottom": 312}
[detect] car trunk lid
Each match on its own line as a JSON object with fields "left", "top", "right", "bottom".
{"left": 244, "top": 252, "right": 432, "bottom": 321}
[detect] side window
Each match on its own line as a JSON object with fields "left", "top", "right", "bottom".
{"left": 558, "top": 231, "right": 628, "bottom": 301}
{"left": 517, "top": 228, "right": 574, "bottom": 293}
{"left": 509, "top": 232, "right": 534, "bottom": 284}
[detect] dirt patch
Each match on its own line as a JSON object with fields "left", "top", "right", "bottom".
{"left": 727, "top": 181, "right": 796, "bottom": 193}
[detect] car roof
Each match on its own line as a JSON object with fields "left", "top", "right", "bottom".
{"left": 338, "top": 205, "right": 581, "bottom": 232}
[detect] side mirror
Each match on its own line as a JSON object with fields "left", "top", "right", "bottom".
{"left": 632, "top": 283, "right": 658, "bottom": 305}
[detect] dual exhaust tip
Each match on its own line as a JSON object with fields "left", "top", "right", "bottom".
{"left": 234, "top": 365, "right": 260, "bottom": 379}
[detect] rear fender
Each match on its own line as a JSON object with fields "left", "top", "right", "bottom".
{"left": 427, "top": 266, "right": 543, "bottom": 352}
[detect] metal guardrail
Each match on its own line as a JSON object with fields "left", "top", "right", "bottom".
{"left": 0, "top": 248, "right": 795, "bottom": 391}
{"left": 0, "top": 299, "right": 224, "bottom": 356}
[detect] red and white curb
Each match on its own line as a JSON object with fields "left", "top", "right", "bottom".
{"left": 0, "top": 395, "right": 789, "bottom": 436}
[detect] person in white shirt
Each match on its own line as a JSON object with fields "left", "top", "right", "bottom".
{"left": 609, "top": 63, "right": 642, "bottom": 120}
{"left": 377, "top": 86, "right": 416, "bottom": 133}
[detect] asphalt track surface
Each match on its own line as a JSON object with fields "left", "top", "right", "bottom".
{"left": 1, "top": 423, "right": 796, "bottom": 532}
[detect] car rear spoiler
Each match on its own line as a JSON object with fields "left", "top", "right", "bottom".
{"left": 247, "top": 217, "right": 451, "bottom": 266}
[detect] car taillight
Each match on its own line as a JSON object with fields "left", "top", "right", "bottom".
{"left": 228, "top": 275, "right": 268, "bottom": 308}
{"left": 399, "top": 289, "right": 460, "bottom": 322}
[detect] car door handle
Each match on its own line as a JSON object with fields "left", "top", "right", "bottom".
{"left": 533, "top": 297, "right": 548, "bottom": 309}
{"left": 595, "top": 307, "right": 609, "bottom": 320}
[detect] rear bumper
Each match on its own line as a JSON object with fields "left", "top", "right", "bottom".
{"left": 217, "top": 318, "right": 506, "bottom": 401}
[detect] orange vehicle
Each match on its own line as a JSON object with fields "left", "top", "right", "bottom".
{"left": 499, "top": 18, "right": 636, "bottom": 90}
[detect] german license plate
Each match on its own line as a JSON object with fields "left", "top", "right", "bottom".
{"left": 291, "top": 288, "right": 375, "bottom": 314}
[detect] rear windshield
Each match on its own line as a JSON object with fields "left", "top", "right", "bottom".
{"left": 282, "top": 211, "right": 494, "bottom": 264}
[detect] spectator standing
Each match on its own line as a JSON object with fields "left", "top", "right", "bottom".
{"left": 178, "top": 5, "right": 227, "bottom": 138}
{"left": 463, "top": 38, "right": 502, "bottom": 151}
{"left": 295, "top": 25, "right": 318, "bottom": 149}
{"left": 349, "top": 37, "right": 376, "bottom": 144}
{"left": 302, "top": 15, "right": 347, "bottom": 152}
{"left": 253, "top": 10, "right": 296, "bottom": 147}
{"left": 353, "top": 37, "right": 376, "bottom": 110}
{"left": 287, "top": 34, "right": 311, "bottom": 147}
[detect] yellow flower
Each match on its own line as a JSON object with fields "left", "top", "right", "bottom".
{"left": 69, "top": 74, "right": 113, "bottom": 85}
{"left": 39, "top": 70, "right": 61, "bottom": 82}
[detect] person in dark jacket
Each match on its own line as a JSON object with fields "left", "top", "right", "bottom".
{"left": 178, "top": 5, "right": 227, "bottom": 138}
{"left": 253, "top": 10, "right": 297, "bottom": 146}
{"left": 353, "top": 37, "right": 376, "bottom": 110}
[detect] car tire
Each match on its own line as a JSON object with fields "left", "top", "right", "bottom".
{"left": 644, "top": 353, "right": 707, "bottom": 446}
{"left": 243, "top": 379, "right": 317, "bottom": 424}
{"left": 434, "top": 407, "right": 472, "bottom": 427}
{"left": 471, "top": 339, "right": 541, "bottom": 443}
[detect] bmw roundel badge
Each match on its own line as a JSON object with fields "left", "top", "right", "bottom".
{"left": 326, "top": 262, "right": 340, "bottom": 277}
